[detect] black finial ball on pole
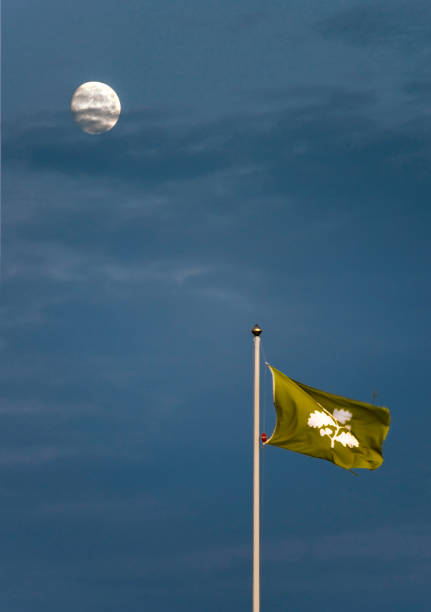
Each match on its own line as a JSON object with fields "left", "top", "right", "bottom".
{"left": 251, "top": 324, "right": 262, "bottom": 336}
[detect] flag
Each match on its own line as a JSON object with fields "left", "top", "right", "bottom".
{"left": 265, "top": 365, "right": 390, "bottom": 470}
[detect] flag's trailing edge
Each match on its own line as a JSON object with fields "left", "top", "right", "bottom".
{"left": 265, "top": 365, "right": 391, "bottom": 470}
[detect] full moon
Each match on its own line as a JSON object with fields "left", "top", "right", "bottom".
{"left": 70, "top": 82, "right": 121, "bottom": 134}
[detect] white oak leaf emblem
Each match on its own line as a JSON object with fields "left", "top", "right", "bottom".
{"left": 307, "top": 408, "right": 359, "bottom": 449}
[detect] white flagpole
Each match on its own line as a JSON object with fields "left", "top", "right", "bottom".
{"left": 251, "top": 324, "right": 262, "bottom": 612}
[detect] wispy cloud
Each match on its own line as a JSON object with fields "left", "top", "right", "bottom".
{"left": 38, "top": 494, "right": 186, "bottom": 521}
{"left": 264, "top": 524, "right": 431, "bottom": 563}
{"left": 317, "top": 2, "right": 431, "bottom": 50}
{"left": 3, "top": 240, "right": 213, "bottom": 287}
{"left": 0, "top": 446, "right": 78, "bottom": 466}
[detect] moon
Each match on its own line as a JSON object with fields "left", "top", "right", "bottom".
{"left": 70, "top": 82, "right": 121, "bottom": 134}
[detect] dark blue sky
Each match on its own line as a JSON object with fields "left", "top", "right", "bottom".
{"left": 2, "top": 1, "right": 431, "bottom": 610}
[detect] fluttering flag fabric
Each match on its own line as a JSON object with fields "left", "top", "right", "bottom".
{"left": 265, "top": 365, "right": 390, "bottom": 470}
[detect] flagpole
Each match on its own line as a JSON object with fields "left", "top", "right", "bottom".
{"left": 251, "top": 324, "right": 262, "bottom": 612}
